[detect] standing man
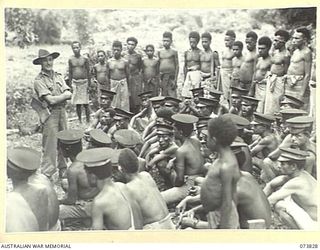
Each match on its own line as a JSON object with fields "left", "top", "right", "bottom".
{"left": 249, "top": 36, "right": 272, "bottom": 113}
{"left": 264, "top": 30, "right": 290, "bottom": 115}
{"left": 33, "top": 49, "right": 72, "bottom": 180}
{"left": 200, "top": 32, "right": 220, "bottom": 92}
{"left": 285, "top": 28, "right": 312, "bottom": 108}
{"left": 182, "top": 31, "right": 202, "bottom": 98}
{"left": 142, "top": 44, "right": 160, "bottom": 96}
{"left": 158, "top": 31, "right": 179, "bottom": 97}
{"left": 93, "top": 50, "right": 109, "bottom": 91}
{"left": 107, "top": 41, "right": 130, "bottom": 111}
{"left": 231, "top": 41, "right": 244, "bottom": 89}
{"left": 69, "top": 41, "right": 91, "bottom": 124}
{"left": 220, "top": 30, "right": 236, "bottom": 103}
{"left": 124, "top": 37, "right": 143, "bottom": 113}
{"left": 239, "top": 31, "right": 258, "bottom": 91}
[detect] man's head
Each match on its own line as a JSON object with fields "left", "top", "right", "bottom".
{"left": 273, "top": 30, "right": 290, "bottom": 50}
{"left": 99, "top": 108, "right": 115, "bottom": 126}
{"left": 77, "top": 147, "right": 114, "bottom": 180}
{"left": 280, "top": 94, "right": 304, "bottom": 110}
{"left": 232, "top": 41, "right": 243, "bottom": 58}
{"left": 245, "top": 31, "right": 258, "bottom": 51}
{"left": 113, "top": 129, "right": 142, "bottom": 150}
{"left": 33, "top": 49, "right": 60, "bottom": 71}
{"left": 100, "top": 89, "right": 116, "bottom": 109}
{"left": 278, "top": 147, "right": 308, "bottom": 175}
{"left": 155, "top": 106, "right": 175, "bottom": 126}
{"left": 150, "top": 96, "right": 165, "bottom": 113}
{"left": 164, "top": 96, "right": 181, "bottom": 113}
{"left": 57, "top": 129, "right": 83, "bottom": 159}
{"left": 145, "top": 44, "right": 155, "bottom": 58}
{"left": 207, "top": 115, "right": 238, "bottom": 152}
{"left": 250, "top": 113, "right": 274, "bottom": 135}
{"left": 88, "top": 129, "right": 112, "bottom": 148}
{"left": 190, "top": 87, "right": 204, "bottom": 104}
{"left": 114, "top": 108, "right": 134, "bottom": 130}
{"left": 225, "top": 30, "right": 236, "bottom": 48}
{"left": 241, "top": 96, "right": 259, "bottom": 117}
{"left": 230, "top": 87, "right": 247, "bottom": 108}
{"left": 172, "top": 114, "right": 198, "bottom": 140}
{"left": 258, "top": 36, "right": 272, "bottom": 58}
{"left": 97, "top": 50, "right": 106, "bottom": 63}
{"left": 196, "top": 97, "right": 216, "bottom": 117}
{"left": 7, "top": 147, "right": 40, "bottom": 182}
{"left": 127, "top": 37, "right": 138, "bottom": 52}
{"left": 286, "top": 116, "right": 313, "bottom": 148}
{"left": 138, "top": 91, "right": 152, "bottom": 109}
{"left": 189, "top": 31, "right": 200, "bottom": 49}
{"left": 118, "top": 148, "right": 139, "bottom": 175}
{"left": 163, "top": 31, "right": 173, "bottom": 49}
{"left": 112, "top": 40, "right": 122, "bottom": 58}
{"left": 201, "top": 32, "right": 212, "bottom": 50}
{"left": 71, "top": 41, "right": 81, "bottom": 56}
{"left": 292, "top": 27, "right": 310, "bottom": 49}
{"left": 156, "top": 124, "right": 174, "bottom": 150}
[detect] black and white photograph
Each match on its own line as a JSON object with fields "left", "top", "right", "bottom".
{"left": 5, "top": 7, "right": 317, "bottom": 233}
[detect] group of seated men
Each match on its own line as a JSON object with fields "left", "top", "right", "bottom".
{"left": 7, "top": 81, "right": 317, "bottom": 231}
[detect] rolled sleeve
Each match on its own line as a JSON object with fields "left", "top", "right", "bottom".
{"left": 34, "top": 79, "right": 51, "bottom": 99}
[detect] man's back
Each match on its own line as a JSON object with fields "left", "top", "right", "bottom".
{"left": 126, "top": 172, "right": 169, "bottom": 225}
{"left": 92, "top": 182, "right": 143, "bottom": 230}
{"left": 180, "top": 137, "right": 204, "bottom": 176}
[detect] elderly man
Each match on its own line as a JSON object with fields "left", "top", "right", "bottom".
{"left": 33, "top": 49, "right": 72, "bottom": 180}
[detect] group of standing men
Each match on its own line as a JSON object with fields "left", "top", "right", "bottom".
{"left": 6, "top": 26, "right": 317, "bottom": 232}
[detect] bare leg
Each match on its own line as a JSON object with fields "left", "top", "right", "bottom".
{"left": 76, "top": 104, "right": 82, "bottom": 123}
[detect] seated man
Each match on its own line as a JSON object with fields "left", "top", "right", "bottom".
{"left": 264, "top": 147, "right": 317, "bottom": 230}
{"left": 200, "top": 115, "right": 240, "bottom": 229}
{"left": 86, "top": 88, "right": 116, "bottom": 133}
{"left": 7, "top": 147, "right": 50, "bottom": 231}
{"left": 77, "top": 147, "right": 144, "bottom": 230}
{"left": 118, "top": 148, "right": 175, "bottom": 229}
{"left": 108, "top": 108, "right": 135, "bottom": 136}
{"left": 161, "top": 114, "right": 205, "bottom": 205}
{"left": 57, "top": 130, "right": 100, "bottom": 227}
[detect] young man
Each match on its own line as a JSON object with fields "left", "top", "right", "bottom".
{"left": 231, "top": 41, "right": 244, "bottom": 89}
{"left": 264, "top": 147, "right": 317, "bottom": 230}
{"left": 69, "top": 41, "right": 91, "bottom": 123}
{"left": 182, "top": 31, "right": 202, "bottom": 97}
{"left": 161, "top": 114, "right": 204, "bottom": 205}
{"left": 93, "top": 50, "right": 109, "bottom": 91}
{"left": 77, "top": 147, "right": 143, "bottom": 230}
{"left": 239, "top": 31, "right": 258, "bottom": 91}
{"left": 200, "top": 115, "right": 240, "bottom": 229}
{"left": 142, "top": 44, "right": 160, "bottom": 96}
{"left": 249, "top": 36, "right": 272, "bottom": 113}
{"left": 7, "top": 147, "right": 50, "bottom": 231}
{"left": 264, "top": 30, "right": 290, "bottom": 115}
{"left": 196, "top": 97, "right": 215, "bottom": 118}
{"left": 239, "top": 95, "right": 260, "bottom": 122}
{"left": 124, "top": 37, "right": 143, "bottom": 113}
{"left": 33, "top": 49, "right": 72, "bottom": 180}
{"left": 130, "top": 91, "right": 156, "bottom": 134}
{"left": 158, "top": 31, "right": 179, "bottom": 97}
{"left": 107, "top": 41, "right": 130, "bottom": 111}
{"left": 221, "top": 30, "right": 236, "bottom": 102}
{"left": 118, "top": 148, "right": 175, "bottom": 229}
{"left": 200, "top": 32, "right": 220, "bottom": 91}
{"left": 229, "top": 86, "right": 247, "bottom": 115}
{"left": 57, "top": 130, "right": 100, "bottom": 227}
{"left": 249, "top": 113, "right": 279, "bottom": 181}
{"left": 108, "top": 108, "right": 135, "bottom": 136}
{"left": 86, "top": 88, "right": 116, "bottom": 133}
{"left": 207, "top": 90, "right": 229, "bottom": 116}
{"left": 285, "top": 28, "right": 312, "bottom": 105}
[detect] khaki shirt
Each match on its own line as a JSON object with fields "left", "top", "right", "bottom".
{"left": 34, "top": 70, "right": 70, "bottom": 106}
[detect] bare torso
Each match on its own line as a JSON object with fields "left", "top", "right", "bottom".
{"left": 108, "top": 58, "right": 128, "bottom": 80}
{"left": 69, "top": 55, "right": 89, "bottom": 80}
{"left": 158, "top": 49, "right": 178, "bottom": 74}
{"left": 124, "top": 52, "right": 142, "bottom": 75}
{"left": 287, "top": 47, "right": 311, "bottom": 76}
{"left": 142, "top": 57, "right": 159, "bottom": 81}
{"left": 270, "top": 49, "right": 289, "bottom": 76}
{"left": 253, "top": 56, "right": 272, "bottom": 82}
{"left": 185, "top": 48, "right": 201, "bottom": 70}
{"left": 126, "top": 172, "right": 169, "bottom": 225}
{"left": 221, "top": 48, "right": 234, "bottom": 68}
{"left": 239, "top": 50, "right": 257, "bottom": 83}
{"left": 94, "top": 63, "right": 108, "bottom": 85}
{"left": 200, "top": 50, "right": 212, "bottom": 73}
{"left": 180, "top": 138, "right": 204, "bottom": 176}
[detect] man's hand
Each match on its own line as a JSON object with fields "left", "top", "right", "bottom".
{"left": 63, "top": 90, "right": 72, "bottom": 100}
{"left": 176, "top": 198, "right": 188, "bottom": 215}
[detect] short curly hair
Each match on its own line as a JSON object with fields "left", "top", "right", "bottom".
{"left": 208, "top": 115, "right": 238, "bottom": 146}
{"left": 189, "top": 31, "right": 200, "bottom": 42}
{"left": 118, "top": 148, "right": 139, "bottom": 173}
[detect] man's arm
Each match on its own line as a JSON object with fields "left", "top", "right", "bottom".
{"left": 263, "top": 175, "right": 290, "bottom": 196}
{"left": 85, "top": 57, "right": 91, "bottom": 84}
{"left": 68, "top": 58, "right": 73, "bottom": 82}
{"left": 219, "top": 164, "right": 236, "bottom": 229}
{"left": 301, "top": 50, "right": 312, "bottom": 95}
{"left": 183, "top": 51, "right": 187, "bottom": 81}
{"left": 91, "top": 200, "right": 105, "bottom": 230}
{"left": 174, "top": 50, "right": 179, "bottom": 82}
{"left": 59, "top": 167, "right": 78, "bottom": 205}
{"left": 174, "top": 150, "right": 186, "bottom": 187}
{"left": 268, "top": 180, "right": 298, "bottom": 205}
{"left": 125, "top": 60, "right": 130, "bottom": 83}
{"left": 42, "top": 92, "right": 72, "bottom": 106}
{"left": 250, "top": 137, "right": 271, "bottom": 156}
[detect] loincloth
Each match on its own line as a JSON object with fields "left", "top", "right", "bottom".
{"left": 110, "top": 78, "right": 130, "bottom": 111}
{"left": 284, "top": 75, "right": 304, "bottom": 97}
{"left": 206, "top": 201, "right": 239, "bottom": 229}
{"left": 71, "top": 79, "right": 89, "bottom": 105}
{"left": 182, "top": 70, "right": 201, "bottom": 97}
